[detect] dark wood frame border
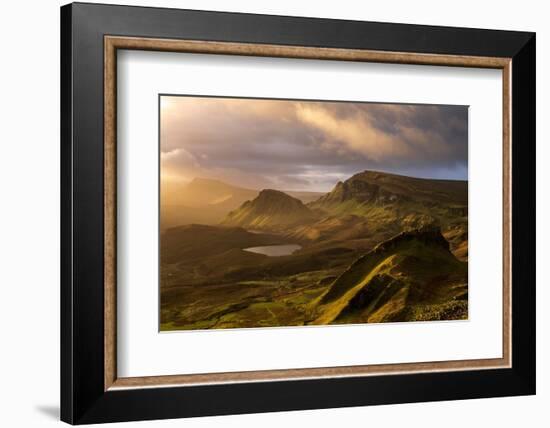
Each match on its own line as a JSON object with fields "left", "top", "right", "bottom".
{"left": 61, "top": 2, "right": 535, "bottom": 424}
{"left": 104, "top": 36, "right": 512, "bottom": 390}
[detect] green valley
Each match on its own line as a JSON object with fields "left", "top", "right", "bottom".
{"left": 160, "top": 170, "right": 468, "bottom": 331}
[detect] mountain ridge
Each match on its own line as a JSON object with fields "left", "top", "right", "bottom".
{"left": 310, "top": 169, "right": 467, "bottom": 210}
{"left": 312, "top": 225, "right": 467, "bottom": 324}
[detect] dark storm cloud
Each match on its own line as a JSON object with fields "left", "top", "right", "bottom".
{"left": 160, "top": 96, "right": 468, "bottom": 191}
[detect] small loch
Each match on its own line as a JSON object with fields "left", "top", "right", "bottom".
{"left": 243, "top": 244, "right": 302, "bottom": 257}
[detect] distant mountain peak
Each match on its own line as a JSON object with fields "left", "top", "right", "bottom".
{"left": 222, "top": 189, "right": 316, "bottom": 231}
{"left": 257, "top": 188, "right": 297, "bottom": 200}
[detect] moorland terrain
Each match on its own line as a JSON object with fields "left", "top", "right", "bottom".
{"left": 160, "top": 170, "right": 468, "bottom": 331}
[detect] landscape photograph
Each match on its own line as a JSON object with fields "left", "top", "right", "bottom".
{"left": 159, "top": 95, "right": 469, "bottom": 331}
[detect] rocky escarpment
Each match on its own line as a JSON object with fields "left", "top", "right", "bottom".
{"left": 310, "top": 170, "right": 467, "bottom": 209}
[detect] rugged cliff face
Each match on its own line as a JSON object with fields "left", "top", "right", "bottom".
{"left": 310, "top": 170, "right": 467, "bottom": 211}
{"left": 304, "top": 170, "right": 468, "bottom": 260}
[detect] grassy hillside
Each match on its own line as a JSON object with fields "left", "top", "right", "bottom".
{"left": 311, "top": 227, "right": 467, "bottom": 325}
{"left": 311, "top": 170, "right": 467, "bottom": 209}
{"left": 161, "top": 225, "right": 467, "bottom": 330}
{"left": 222, "top": 189, "right": 317, "bottom": 231}
{"left": 160, "top": 223, "right": 360, "bottom": 330}
{"left": 304, "top": 170, "right": 468, "bottom": 260}
{"left": 161, "top": 224, "right": 285, "bottom": 264}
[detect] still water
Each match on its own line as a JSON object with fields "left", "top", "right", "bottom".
{"left": 243, "top": 244, "right": 302, "bottom": 257}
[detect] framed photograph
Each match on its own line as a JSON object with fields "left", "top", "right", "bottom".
{"left": 61, "top": 2, "right": 535, "bottom": 424}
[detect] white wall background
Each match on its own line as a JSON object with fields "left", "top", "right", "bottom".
{"left": 0, "top": 0, "right": 546, "bottom": 427}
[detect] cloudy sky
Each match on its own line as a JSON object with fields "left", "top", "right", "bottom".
{"left": 160, "top": 95, "right": 468, "bottom": 192}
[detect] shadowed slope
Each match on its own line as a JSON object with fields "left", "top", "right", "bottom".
{"left": 161, "top": 224, "right": 285, "bottom": 264}
{"left": 312, "top": 226, "right": 467, "bottom": 324}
